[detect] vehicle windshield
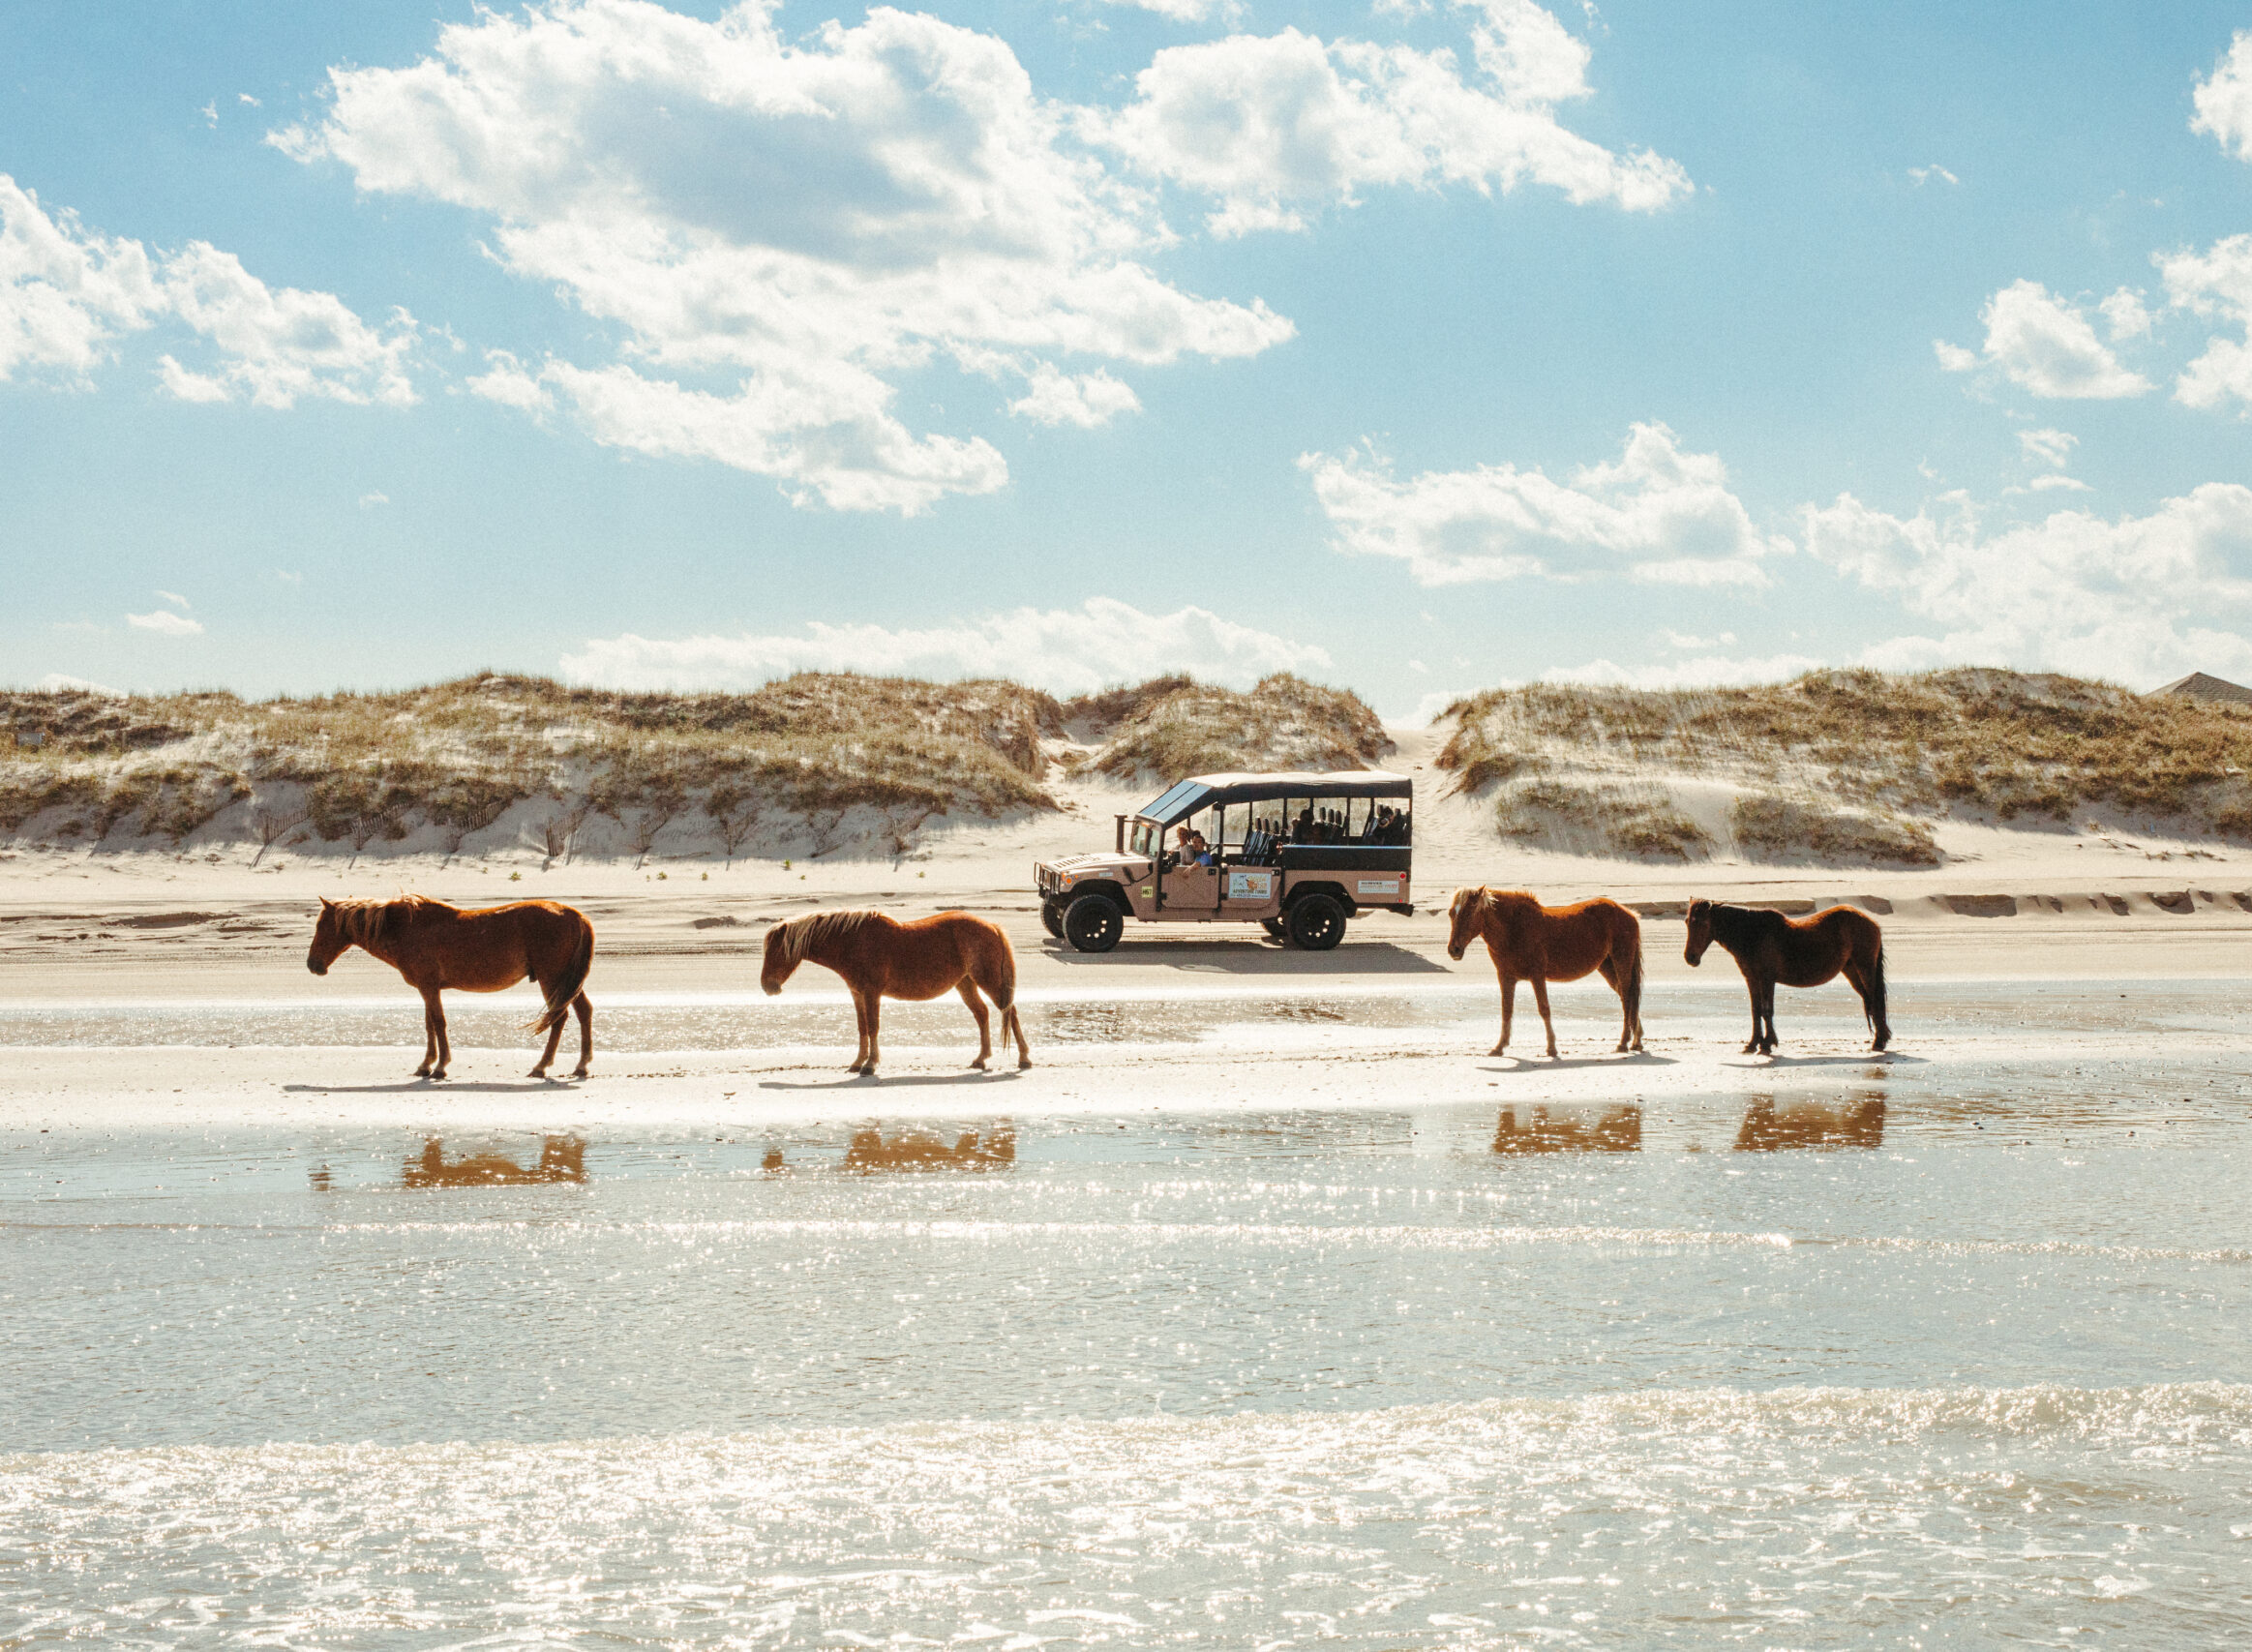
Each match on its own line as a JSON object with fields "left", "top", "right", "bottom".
{"left": 1128, "top": 819, "right": 1159, "bottom": 857}
{"left": 1136, "top": 780, "right": 1208, "bottom": 824}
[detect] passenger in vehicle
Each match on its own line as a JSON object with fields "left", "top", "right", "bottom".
{"left": 1176, "top": 824, "right": 1215, "bottom": 866}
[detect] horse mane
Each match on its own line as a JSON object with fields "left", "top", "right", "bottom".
{"left": 329, "top": 893, "right": 455, "bottom": 946}
{"left": 769, "top": 908, "right": 880, "bottom": 966}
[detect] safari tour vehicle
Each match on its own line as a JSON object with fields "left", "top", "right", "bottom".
{"left": 1036, "top": 770, "right": 1413, "bottom": 952}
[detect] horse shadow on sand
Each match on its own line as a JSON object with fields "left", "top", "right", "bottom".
{"left": 284, "top": 1077, "right": 587, "bottom": 1095}
{"left": 758, "top": 1069, "right": 1028, "bottom": 1092}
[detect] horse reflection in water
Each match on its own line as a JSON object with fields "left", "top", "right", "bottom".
{"left": 842, "top": 1123, "right": 1016, "bottom": 1173}
{"left": 1492, "top": 1104, "right": 1642, "bottom": 1154}
{"left": 402, "top": 1135, "right": 588, "bottom": 1187}
{"left": 1734, "top": 1095, "right": 1886, "bottom": 1152}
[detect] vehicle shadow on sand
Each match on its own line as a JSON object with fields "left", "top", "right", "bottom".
{"left": 758, "top": 1070, "right": 1028, "bottom": 1091}
{"left": 1478, "top": 1052, "right": 1679, "bottom": 1073}
{"left": 1043, "top": 939, "right": 1448, "bottom": 975}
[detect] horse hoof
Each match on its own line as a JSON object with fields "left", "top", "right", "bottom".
{"left": 571, "top": 1066, "right": 589, "bottom": 1079}
{"left": 1017, "top": 1056, "right": 1033, "bottom": 1070}
{"left": 971, "top": 1058, "right": 989, "bottom": 1071}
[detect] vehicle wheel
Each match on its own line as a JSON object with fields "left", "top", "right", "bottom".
{"left": 1286, "top": 893, "right": 1346, "bottom": 951}
{"left": 1064, "top": 893, "right": 1124, "bottom": 953}
{"left": 1040, "top": 900, "right": 1066, "bottom": 940}
{"left": 1260, "top": 917, "right": 1288, "bottom": 942}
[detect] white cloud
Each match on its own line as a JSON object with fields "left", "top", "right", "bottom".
{"left": 1937, "top": 280, "right": 2149, "bottom": 400}
{"left": 357, "top": 492, "right": 389, "bottom": 509}
{"left": 2017, "top": 427, "right": 2076, "bottom": 469}
{"left": 2192, "top": 30, "right": 2252, "bottom": 163}
{"left": 126, "top": 609, "right": 205, "bottom": 637}
{"left": 1301, "top": 422, "right": 1787, "bottom": 587}
{"left": 1006, "top": 362, "right": 1142, "bottom": 427}
{"left": 1087, "top": 7, "right": 1688, "bottom": 239}
{"left": 2160, "top": 233, "right": 2252, "bottom": 410}
{"left": 1541, "top": 651, "right": 1824, "bottom": 689}
{"left": 0, "top": 171, "right": 414, "bottom": 406}
{"left": 1804, "top": 485, "right": 2252, "bottom": 686}
{"left": 0, "top": 173, "right": 164, "bottom": 380}
{"left": 238, "top": 93, "right": 262, "bottom": 108}
{"left": 155, "top": 589, "right": 190, "bottom": 610}
{"left": 1907, "top": 164, "right": 1958, "bottom": 187}
{"left": 35, "top": 673, "right": 120, "bottom": 694}
{"left": 276, "top": 0, "right": 1295, "bottom": 513}
{"left": 1660, "top": 628, "right": 1734, "bottom": 649}
{"left": 2011, "top": 473, "right": 2091, "bottom": 495}
{"left": 1096, "top": 0, "right": 1227, "bottom": 18}
{"left": 559, "top": 597, "right": 1331, "bottom": 696}
{"left": 276, "top": 569, "right": 303, "bottom": 585}
{"left": 2099, "top": 286, "right": 2150, "bottom": 340}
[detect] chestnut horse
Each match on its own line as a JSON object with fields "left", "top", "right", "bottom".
{"left": 761, "top": 909, "right": 1031, "bottom": 1076}
{"left": 306, "top": 895, "right": 595, "bottom": 1080}
{"left": 1683, "top": 899, "right": 1889, "bottom": 1055}
{"left": 1445, "top": 887, "right": 1645, "bottom": 1058}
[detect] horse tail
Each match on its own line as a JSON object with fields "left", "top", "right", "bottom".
{"left": 525, "top": 914, "right": 594, "bottom": 1035}
{"left": 1867, "top": 938, "right": 1888, "bottom": 1040}
{"left": 976, "top": 915, "right": 1031, "bottom": 1066}
{"left": 1624, "top": 921, "right": 1645, "bottom": 1037}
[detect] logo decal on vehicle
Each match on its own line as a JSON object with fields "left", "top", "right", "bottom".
{"left": 1357, "top": 877, "right": 1399, "bottom": 894}
{"left": 1226, "top": 870, "right": 1276, "bottom": 900}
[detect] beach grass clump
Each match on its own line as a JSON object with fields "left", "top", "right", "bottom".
{"left": 1730, "top": 794, "right": 1940, "bottom": 867}
{"left": 1438, "top": 667, "right": 2252, "bottom": 842}
{"left": 1493, "top": 779, "right": 1713, "bottom": 859}
{"left": 1080, "top": 674, "right": 1391, "bottom": 782}
{"left": 0, "top": 672, "right": 1068, "bottom": 857}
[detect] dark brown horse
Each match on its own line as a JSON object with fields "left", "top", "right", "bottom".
{"left": 1445, "top": 887, "right": 1644, "bottom": 1058}
{"left": 1683, "top": 899, "right": 1889, "bottom": 1054}
{"left": 761, "top": 909, "right": 1031, "bottom": 1076}
{"left": 306, "top": 895, "right": 595, "bottom": 1080}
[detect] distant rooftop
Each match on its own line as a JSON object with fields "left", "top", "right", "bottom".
{"left": 2147, "top": 671, "right": 2252, "bottom": 706}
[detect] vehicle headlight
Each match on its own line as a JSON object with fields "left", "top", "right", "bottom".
{"left": 1061, "top": 874, "right": 1074, "bottom": 889}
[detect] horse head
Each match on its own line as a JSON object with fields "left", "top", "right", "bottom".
{"left": 1444, "top": 886, "right": 1490, "bottom": 961}
{"left": 1683, "top": 898, "right": 1715, "bottom": 966}
{"left": 307, "top": 897, "right": 350, "bottom": 976}
{"left": 760, "top": 920, "right": 796, "bottom": 996}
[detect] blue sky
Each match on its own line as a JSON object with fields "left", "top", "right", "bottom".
{"left": 7, "top": 0, "right": 2252, "bottom": 716}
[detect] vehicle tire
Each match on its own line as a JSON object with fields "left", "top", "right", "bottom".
{"left": 1260, "top": 916, "right": 1288, "bottom": 942}
{"left": 1040, "top": 900, "right": 1066, "bottom": 940}
{"left": 1286, "top": 893, "right": 1346, "bottom": 951}
{"left": 1064, "top": 893, "right": 1125, "bottom": 953}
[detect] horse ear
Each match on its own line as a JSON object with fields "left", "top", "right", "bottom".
{"left": 319, "top": 897, "right": 334, "bottom": 912}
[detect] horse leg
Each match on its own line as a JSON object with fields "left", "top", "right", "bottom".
{"left": 1758, "top": 979, "right": 1779, "bottom": 1055}
{"left": 849, "top": 992, "right": 873, "bottom": 1073}
{"left": 1531, "top": 976, "right": 1559, "bottom": 1059}
{"left": 958, "top": 979, "right": 993, "bottom": 1069}
{"left": 1005, "top": 1003, "right": 1032, "bottom": 1070}
{"left": 1599, "top": 958, "right": 1630, "bottom": 1053}
{"left": 421, "top": 989, "right": 452, "bottom": 1080}
{"left": 1492, "top": 976, "right": 1516, "bottom": 1057}
{"left": 1742, "top": 976, "right": 1762, "bottom": 1055}
{"left": 529, "top": 1001, "right": 567, "bottom": 1079}
{"left": 862, "top": 993, "right": 885, "bottom": 1077}
{"left": 572, "top": 992, "right": 593, "bottom": 1078}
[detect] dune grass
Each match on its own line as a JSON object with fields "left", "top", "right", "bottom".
{"left": 0, "top": 673, "right": 1065, "bottom": 856}
{"left": 1493, "top": 780, "right": 1713, "bottom": 860}
{"left": 1079, "top": 674, "right": 1392, "bottom": 781}
{"left": 1730, "top": 795, "right": 1941, "bottom": 867}
{"left": 1440, "top": 668, "right": 2252, "bottom": 845}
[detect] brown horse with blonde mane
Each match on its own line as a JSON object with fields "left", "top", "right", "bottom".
{"left": 1446, "top": 887, "right": 1645, "bottom": 1058}
{"left": 306, "top": 895, "right": 595, "bottom": 1080}
{"left": 1684, "top": 899, "right": 1889, "bottom": 1055}
{"left": 761, "top": 909, "right": 1031, "bottom": 1076}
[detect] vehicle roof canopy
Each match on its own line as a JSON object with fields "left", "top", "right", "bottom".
{"left": 1135, "top": 769, "right": 1413, "bottom": 826}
